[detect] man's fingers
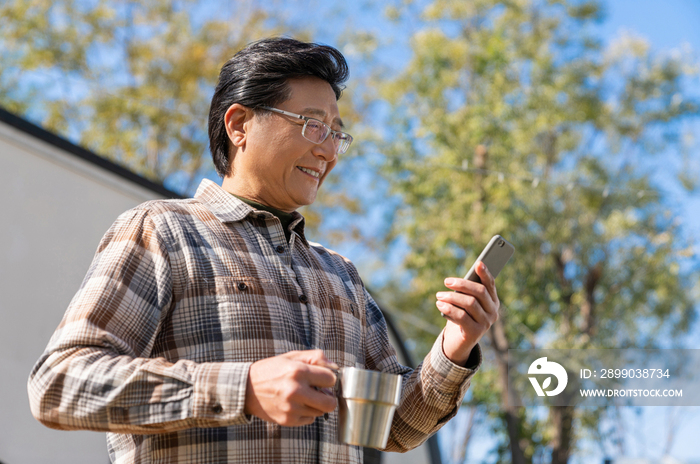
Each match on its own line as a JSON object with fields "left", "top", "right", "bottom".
{"left": 436, "top": 298, "right": 485, "bottom": 325}
{"left": 296, "top": 416, "right": 317, "bottom": 426}
{"left": 474, "top": 262, "right": 498, "bottom": 302}
{"left": 302, "top": 364, "right": 338, "bottom": 389}
{"left": 303, "top": 387, "right": 337, "bottom": 413}
{"left": 436, "top": 291, "right": 489, "bottom": 321}
{"left": 282, "top": 350, "right": 338, "bottom": 388}
{"left": 439, "top": 265, "right": 500, "bottom": 364}
{"left": 284, "top": 349, "right": 339, "bottom": 371}
{"left": 245, "top": 351, "right": 340, "bottom": 427}
{"left": 443, "top": 271, "right": 498, "bottom": 318}
{"left": 443, "top": 277, "right": 488, "bottom": 300}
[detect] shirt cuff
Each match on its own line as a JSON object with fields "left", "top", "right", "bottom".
{"left": 415, "top": 330, "right": 482, "bottom": 420}
{"left": 191, "top": 362, "right": 253, "bottom": 427}
{"left": 430, "top": 329, "right": 482, "bottom": 386}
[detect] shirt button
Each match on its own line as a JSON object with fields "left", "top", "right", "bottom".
{"left": 276, "top": 245, "right": 285, "bottom": 253}
{"left": 212, "top": 404, "right": 223, "bottom": 414}
{"left": 299, "top": 294, "right": 309, "bottom": 304}
{"left": 237, "top": 282, "right": 247, "bottom": 291}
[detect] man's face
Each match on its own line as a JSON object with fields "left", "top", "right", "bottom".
{"left": 228, "top": 76, "right": 342, "bottom": 212}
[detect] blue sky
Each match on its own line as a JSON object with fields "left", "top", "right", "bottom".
{"left": 601, "top": 0, "right": 700, "bottom": 50}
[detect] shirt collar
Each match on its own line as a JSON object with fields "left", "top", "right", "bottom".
{"left": 194, "top": 179, "right": 308, "bottom": 245}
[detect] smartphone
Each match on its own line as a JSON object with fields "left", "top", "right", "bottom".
{"left": 464, "top": 235, "right": 515, "bottom": 283}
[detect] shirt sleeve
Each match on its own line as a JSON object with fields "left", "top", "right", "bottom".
{"left": 27, "top": 208, "right": 252, "bottom": 434}
{"left": 361, "top": 288, "right": 481, "bottom": 452}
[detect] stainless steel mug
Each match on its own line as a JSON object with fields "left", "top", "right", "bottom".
{"left": 337, "top": 367, "right": 403, "bottom": 449}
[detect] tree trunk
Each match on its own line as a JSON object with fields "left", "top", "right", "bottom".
{"left": 550, "top": 406, "right": 575, "bottom": 464}
{"left": 474, "top": 144, "right": 528, "bottom": 464}
{"left": 490, "top": 318, "right": 528, "bottom": 464}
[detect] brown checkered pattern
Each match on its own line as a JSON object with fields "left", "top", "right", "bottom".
{"left": 28, "top": 179, "right": 480, "bottom": 463}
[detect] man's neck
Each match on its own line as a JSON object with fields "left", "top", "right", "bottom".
{"left": 221, "top": 177, "right": 296, "bottom": 214}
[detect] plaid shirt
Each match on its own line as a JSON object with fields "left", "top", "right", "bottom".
{"left": 28, "top": 179, "right": 480, "bottom": 464}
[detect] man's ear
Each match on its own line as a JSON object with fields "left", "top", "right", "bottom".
{"left": 224, "top": 103, "right": 250, "bottom": 149}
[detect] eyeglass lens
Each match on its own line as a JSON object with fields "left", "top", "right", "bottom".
{"left": 302, "top": 120, "right": 352, "bottom": 154}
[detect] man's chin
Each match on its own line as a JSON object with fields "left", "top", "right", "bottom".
{"left": 293, "top": 192, "right": 318, "bottom": 209}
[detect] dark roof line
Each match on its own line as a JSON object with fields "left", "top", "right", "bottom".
{"left": 0, "top": 107, "right": 183, "bottom": 199}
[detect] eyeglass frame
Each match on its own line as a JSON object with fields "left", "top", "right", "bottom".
{"left": 257, "top": 106, "right": 353, "bottom": 155}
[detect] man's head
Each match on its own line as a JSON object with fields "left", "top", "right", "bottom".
{"left": 208, "top": 38, "right": 349, "bottom": 178}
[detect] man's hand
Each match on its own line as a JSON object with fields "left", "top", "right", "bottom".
{"left": 436, "top": 262, "right": 499, "bottom": 365}
{"left": 245, "top": 350, "right": 338, "bottom": 426}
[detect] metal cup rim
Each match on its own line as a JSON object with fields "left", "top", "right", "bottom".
{"left": 338, "top": 367, "right": 402, "bottom": 405}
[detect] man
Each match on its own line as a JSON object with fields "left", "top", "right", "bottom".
{"left": 28, "top": 38, "right": 500, "bottom": 463}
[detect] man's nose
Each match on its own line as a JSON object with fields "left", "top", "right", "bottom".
{"left": 311, "top": 135, "right": 337, "bottom": 162}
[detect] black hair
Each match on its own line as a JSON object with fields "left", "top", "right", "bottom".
{"left": 208, "top": 37, "right": 349, "bottom": 177}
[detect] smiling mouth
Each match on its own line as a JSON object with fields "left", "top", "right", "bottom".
{"left": 297, "top": 166, "right": 321, "bottom": 179}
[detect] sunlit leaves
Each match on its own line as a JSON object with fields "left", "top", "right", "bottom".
{"left": 0, "top": 0, "right": 281, "bottom": 192}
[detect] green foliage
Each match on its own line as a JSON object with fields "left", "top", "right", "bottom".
{"left": 0, "top": 0, "right": 283, "bottom": 191}
{"left": 378, "top": 0, "right": 699, "bottom": 461}
{"left": 0, "top": 0, "right": 367, "bottom": 236}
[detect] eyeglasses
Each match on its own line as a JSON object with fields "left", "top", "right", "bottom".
{"left": 258, "top": 106, "right": 353, "bottom": 155}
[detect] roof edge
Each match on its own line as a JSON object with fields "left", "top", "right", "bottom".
{"left": 0, "top": 106, "right": 184, "bottom": 199}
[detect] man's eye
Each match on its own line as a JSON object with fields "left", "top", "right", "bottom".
{"left": 306, "top": 121, "right": 324, "bottom": 133}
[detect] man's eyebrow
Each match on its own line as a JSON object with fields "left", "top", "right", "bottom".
{"left": 301, "top": 107, "right": 345, "bottom": 129}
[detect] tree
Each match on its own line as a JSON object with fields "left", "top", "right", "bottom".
{"left": 0, "top": 0, "right": 369, "bottom": 237}
{"left": 0, "top": 0, "right": 287, "bottom": 192}
{"left": 378, "top": 0, "right": 699, "bottom": 462}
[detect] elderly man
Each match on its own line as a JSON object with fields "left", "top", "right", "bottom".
{"left": 28, "top": 38, "right": 499, "bottom": 463}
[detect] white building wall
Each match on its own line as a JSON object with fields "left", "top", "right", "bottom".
{"left": 0, "top": 119, "right": 166, "bottom": 464}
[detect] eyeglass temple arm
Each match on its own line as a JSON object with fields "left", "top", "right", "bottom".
{"left": 259, "top": 106, "right": 305, "bottom": 121}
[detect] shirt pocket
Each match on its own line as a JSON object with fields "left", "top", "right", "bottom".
{"left": 213, "top": 276, "right": 307, "bottom": 361}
